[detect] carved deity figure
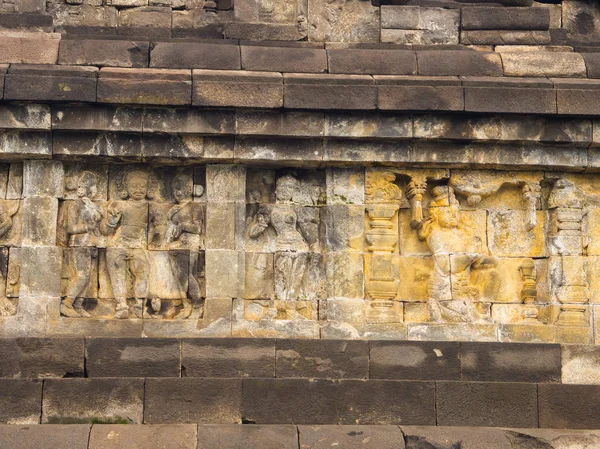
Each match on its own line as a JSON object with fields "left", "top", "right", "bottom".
{"left": 248, "top": 173, "right": 322, "bottom": 313}
{"left": 61, "top": 171, "right": 104, "bottom": 318}
{"left": 418, "top": 186, "right": 498, "bottom": 323}
{"left": 0, "top": 201, "right": 18, "bottom": 316}
{"left": 159, "top": 173, "right": 204, "bottom": 319}
{"left": 104, "top": 169, "right": 150, "bottom": 319}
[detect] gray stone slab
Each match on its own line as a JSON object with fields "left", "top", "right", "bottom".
{"left": 299, "top": 425, "right": 405, "bottom": 449}
{"left": 0, "top": 424, "right": 91, "bottom": 449}
{"left": 0, "top": 379, "right": 42, "bottom": 424}
{"left": 89, "top": 424, "right": 197, "bottom": 449}
{"left": 198, "top": 425, "right": 298, "bottom": 449}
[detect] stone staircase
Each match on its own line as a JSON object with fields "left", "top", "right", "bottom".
{"left": 2, "top": 338, "right": 600, "bottom": 448}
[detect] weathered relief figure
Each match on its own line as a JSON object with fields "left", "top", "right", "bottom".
{"left": 0, "top": 201, "right": 19, "bottom": 316}
{"left": 61, "top": 171, "right": 104, "bottom": 318}
{"left": 104, "top": 169, "right": 150, "bottom": 319}
{"left": 159, "top": 173, "right": 205, "bottom": 319}
{"left": 418, "top": 186, "right": 498, "bottom": 323}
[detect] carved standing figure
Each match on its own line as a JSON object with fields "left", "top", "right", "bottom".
{"left": 61, "top": 171, "right": 103, "bottom": 318}
{"left": 418, "top": 186, "right": 498, "bottom": 323}
{"left": 104, "top": 169, "right": 150, "bottom": 319}
{"left": 0, "top": 201, "right": 18, "bottom": 316}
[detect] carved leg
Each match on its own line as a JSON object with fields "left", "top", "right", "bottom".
{"left": 73, "top": 298, "right": 91, "bottom": 318}
{"left": 61, "top": 297, "right": 82, "bottom": 318}
{"left": 106, "top": 248, "right": 129, "bottom": 319}
{"left": 0, "top": 296, "right": 16, "bottom": 316}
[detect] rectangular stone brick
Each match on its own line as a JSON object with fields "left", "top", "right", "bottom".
{"left": 151, "top": 41, "right": 240, "bottom": 70}
{"left": 501, "top": 52, "right": 586, "bottom": 77}
{"left": 21, "top": 197, "right": 58, "bottom": 246}
{"left": 89, "top": 424, "right": 197, "bottom": 449}
{"left": 0, "top": 338, "right": 84, "bottom": 378}
{"left": 436, "top": 381, "right": 538, "bottom": 428}
{"left": 234, "top": 138, "right": 323, "bottom": 165}
{"left": 53, "top": 132, "right": 142, "bottom": 159}
{"left": 241, "top": 44, "right": 327, "bottom": 73}
{"left": 59, "top": 39, "right": 149, "bottom": 68}
{"left": 299, "top": 425, "right": 405, "bottom": 449}
{"left": 417, "top": 51, "right": 503, "bottom": 76}
{"left": 584, "top": 53, "right": 600, "bottom": 78}
{"left": 86, "top": 338, "right": 180, "bottom": 377}
{"left": 98, "top": 68, "right": 191, "bottom": 105}
{"left": 0, "top": 13, "right": 53, "bottom": 30}
{"left": 0, "top": 379, "right": 42, "bottom": 424}
{"left": 198, "top": 425, "right": 298, "bottom": 449}
{"left": 0, "top": 31, "right": 60, "bottom": 64}
{"left": 376, "top": 76, "right": 464, "bottom": 111}
{"left": 553, "top": 78, "right": 600, "bottom": 115}
{"left": 562, "top": 345, "right": 600, "bottom": 384}
{"left": 284, "top": 74, "right": 376, "bottom": 110}
{"left": 462, "top": 7, "right": 550, "bottom": 30}
{"left": 0, "top": 104, "right": 50, "bottom": 130}
{"left": 42, "top": 378, "right": 144, "bottom": 424}
{"left": 370, "top": 341, "right": 460, "bottom": 380}
{"left": 327, "top": 49, "right": 417, "bottom": 75}
{"left": 0, "top": 425, "right": 90, "bottom": 449}
{"left": 23, "top": 160, "right": 64, "bottom": 197}
{"left": 144, "top": 108, "right": 234, "bottom": 134}
{"left": 461, "top": 342, "right": 561, "bottom": 383}
{"left": 400, "top": 427, "right": 508, "bottom": 449}
{"left": 52, "top": 105, "right": 143, "bottom": 132}
{"left": 117, "top": 6, "right": 170, "bottom": 32}
{"left": 193, "top": 70, "right": 283, "bottom": 108}
{"left": 182, "top": 338, "right": 275, "bottom": 378}
{"left": 460, "top": 30, "right": 551, "bottom": 45}
{"left": 276, "top": 339, "right": 369, "bottom": 379}
{"left": 0, "top": 64, "right": 6, "bottom": 99}
{"left": 539, "top": 384, "right": 600, "bottom": 429}
{"left": 5, "top": 65, "right": 98, "bottom": 102}
{"left": 144, "top": 378, "right": 242, "bottom": 424}
{"left": 463, "top": 77, "right": 556, "bottom": 114}
{"left": 236, "top": 111, "right": 324, "bottom": 138}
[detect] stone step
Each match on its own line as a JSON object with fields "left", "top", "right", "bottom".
{"left": 2, "top": 376, "right": 600, "bottom": 428}
{"left": 1, "top": 424, "right": 600, "bottom": 448}
{"left": 4, "top": 337, "right": 592, "bottom": 383}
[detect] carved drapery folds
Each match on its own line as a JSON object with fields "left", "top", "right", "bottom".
{"left": 2, "top": 160, "right": 600, "bottom": 342}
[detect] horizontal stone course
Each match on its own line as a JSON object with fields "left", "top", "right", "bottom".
{"left": 241, "top": 45, "right": 327, "bottom": 74}
{"left": 59, "top": 39, "right": 149, "bottom": 68}
{"left": 150, "top": 42, "right": 241, "bottom": 70}
{"left": 461, "top": 7, "right": 550, "bottom": 31}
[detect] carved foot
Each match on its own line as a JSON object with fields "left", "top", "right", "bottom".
{"left": 114, "top": 302, "right": 129, "bottom": 319}
{"left": 73, "top": 298, "right": 92, "bottom": 318}
{"left": 174, "top": 299, "right": 193, "bottom": 320}
{"left": 151, "top": 298, "right": 162, "bottom": 313}
{"left": 0, "top": 297, "right": 16, "bottom": 316}
{"left": 61, "top": 298, "right": 83, "bottom": 318}
{"left": 133, "top": 301, "right": 144, "bottom": 319}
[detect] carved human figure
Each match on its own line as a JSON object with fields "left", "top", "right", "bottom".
{"left": 104, "top": 169, "right": 150, "bottom": 319}
{"left": 61, "top": 171, "right": 104, "bottom": 318}
{"left": 248, "top": 173, "right": 321, "bottom": 310}
{"left": 418, "top": 186, "right": 498, "bottom": 323}
{"left": 0, "top": 200, "right": 17, "bottom": 316}
{"left": 159, "top": 173, "right": 204, "bottom": 319}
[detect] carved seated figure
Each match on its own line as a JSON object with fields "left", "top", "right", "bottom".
{"left": 104, "top": 169, "right": 150, "bottom": 319}
{"left": 418, "top": 186, "right": 499, "bottom": 323}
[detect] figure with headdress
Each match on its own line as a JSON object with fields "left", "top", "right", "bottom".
{"left": 418, "top": 186, "right": 498, "bottom": 322}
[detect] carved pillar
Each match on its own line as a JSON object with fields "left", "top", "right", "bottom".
{"left": 519, "top": 258, "right": 538, "bottom": 322}
{"left": 405, "top": 178, "right": 427, "bottom": 229}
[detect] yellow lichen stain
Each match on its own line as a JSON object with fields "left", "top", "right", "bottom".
{"left": 58, "top": 84, "right": 72, "bottom": 92}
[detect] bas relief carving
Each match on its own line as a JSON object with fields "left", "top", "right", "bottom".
{"left": 59, "top": 165, "right": 206, "bottom": 320}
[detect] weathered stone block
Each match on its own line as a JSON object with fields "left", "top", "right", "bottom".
{"left": 182, "top": 338, "right": 275, "bottom": 377}
{"left": 0, "top": 104, "right": 51, "bottom": 130}
{"left": 237, "top": 111, "right": 324, "bottom": 138}
{"left": 0, "top": 425, "right": 91, "bottom": 449}
{"left": 53, "top": 132, "right": 142, "bottom": 159}
{"left": 463, "top": 77, "right": 556, "bottom": 114}
{"left": 54, "top": 5, "right": 118, "bottom": 30}
{"left": 538, "top": 384, "right": 600, "bottom": 429}
{"left": 501, "top": 52, "right": 586, "bottom": 77}
{"left": 193, "top": 70, "right": 283, "bottom": 108}
{"left": 236, "top": 138, "right": 323, "bottom": 165}
{"left": 461, "top": 342, "right": 561, "bottom": 382}
{"left": 327, "top": 252, "right": 364, "bottom": 299}
{"left": 284, "top": 74, "right": 376, "bottom": 110}
{"left": 42, "top": 378, "right": 144, "bottom": 424}
{"left": 242, "top": 44, "right": 327, "bottom": 73}
{"left": 461, "top": 30, "right": 551, "bottom": 45}
{"left": 85, "top": 338, "right": 180, "bottom": 377}
{"left": 205, "top": 250, "right": 244, "bottom": 298}
{"left": 223, "top": 22, "right": 306, "bottom": 41}
{"left": 417, "top": 51, "right": 503, "bottom": 77}
{"left": 52, "top": 105, "right": 143, "bottom": 132}
{"left": 325, "top": 113, "right": 412, "bottom": 139}
{"left": 89, "top": 425, "right": 197, "bottom": 449}
{"left": 5, "top": 65, "right": 98, "bottom": 102}
{"left": 461, "top": 7, "right": 550, "bottom": 30}
{"left": 117, "top": 6, "right": 170, "bottom": 31}
{"left": 197, "top": 425, "right": 298, "bottom": 449}
{"left": 380, "top": 8, "right": 459, "bottom": 45}
{"left": 19, "top": 246, "right": 62, "bottom": 297}
{"left": 276, "top": 339, "right": 368, "bottom": 379}
{"left": 562, "top": 345, "right": 600, "bottom": 384}
{"left": 0, "top": 131, "right": 51, "bottom": 158}
{"left": 205, "top": 202, "right": 244, "bottom": 250}
{"left": 487, "top": 210, "right": 547, "bottom": 258}
{"left": 327, "top": 49, "right": 416, "bottom": 75}
{"left": 325, "top": 204, "right": 363, "bottom": 252}
{"left": 0, "top": 379, "right": 42, "bottom": 424}
{"left": 376, "top": 76, "right": 464, "bottom": 111}
{"left": 144, "top": 109, "right": 234, "bottom": 135}
{"left": 308, "top": 0, "right": 379, "bottom": 43}
{"left": 23, "top": 160, "right": 64, "bottom": 198}
{"left": 436, "top": 381, "right": 538, "bottom": 427}
{"left": 370, "top": 341, "right": 460, "bottom": 380}
{"left": 0, "top": 31, "right": 60, "bottom": 64}
{"left": 299, "top": 425, "right": 405, "bottom": 449}
{"left": 401, "top": 426, "right": 509, "bottom": 449}
{"left": 144, "top": 378, "right": 242, "bottom": 424}
{"left": 554, "top": 78, "right": 600, "bottom": 115}
{"left": 206, "top": 164, "right": 245, "bottom": 202}
{"left": 98, "top": 68, "right": 191, "bottom": 105}
{"left": 584, "top": 53, "right": 600, "bottom": 78}
{"left": 151, "top": 42, "right": 240, "bottom": 70}
{"left": 59, "top": 39, "right": 149, "bottom": 68}
{"left": 0, "top": 338, "right": 84, "bottom": 378}
{"left": 21, "top": 196, "right": 58, "bottom": 246}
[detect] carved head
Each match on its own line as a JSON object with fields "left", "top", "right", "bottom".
{"left": 77, "top": 171, "right": 98, "bottom": 199}
{"left": 122, "top": 169, "right": 150, "bottom": 201}
{"left": 275, "top": 173, "right": 299, "bottom": 203}
{"left": 172, "top": 173, "right": 193, "bottom": 204}
{"left": 429, "top": 186, "right": 459, "bottom": 229}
